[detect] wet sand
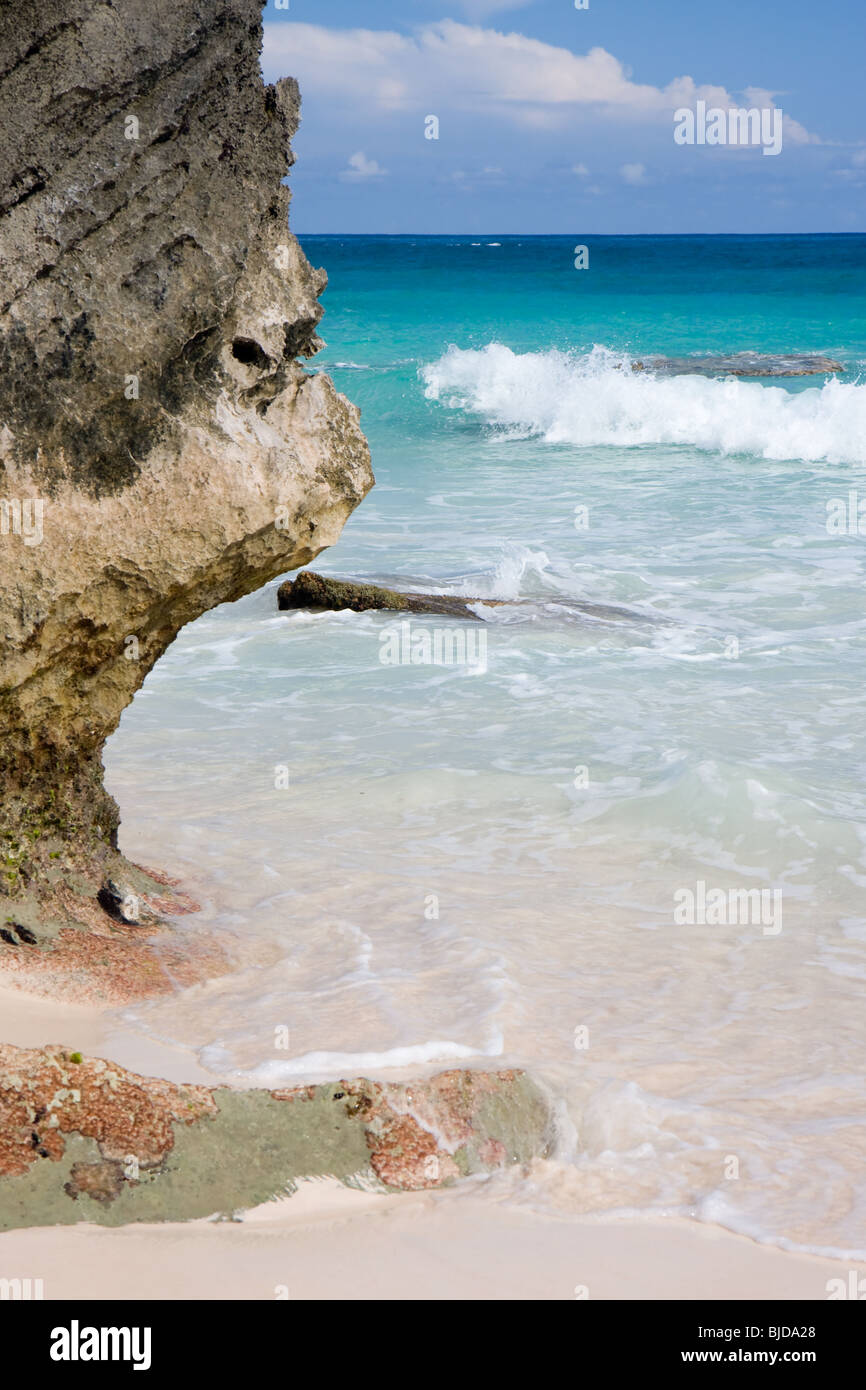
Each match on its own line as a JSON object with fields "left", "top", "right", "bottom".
{"left": 1, "top": 1177, "right": 858, "bottom": 1301}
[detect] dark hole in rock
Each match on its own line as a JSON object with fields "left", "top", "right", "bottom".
{"left": 231, "top": 337, "right": 271, "bottom": 370}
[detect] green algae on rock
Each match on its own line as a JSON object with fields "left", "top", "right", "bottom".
{"left": 0, "top": 1045, "right": 554, "bottom": 1229}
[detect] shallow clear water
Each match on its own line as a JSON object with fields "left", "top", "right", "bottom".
{"left": 105, "top": 235, "right": 866, "bottom": 1256}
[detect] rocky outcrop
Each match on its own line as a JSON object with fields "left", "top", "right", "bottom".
{"left": 278, "top": 569, "right": 660, "bottom": 626}
{"left": 0, "top": 1, "right": 373, "bottom": 957}
{"left": 278, "top": 571, "right": 495, "bottom": 620}
{"left": 0, "top": 1045, "right": 554, "bottom": 1228}
{"left": 635, "top": 353, "right": 844, "bottom": 377}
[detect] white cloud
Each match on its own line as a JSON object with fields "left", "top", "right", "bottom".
{"left": 339, "top": 151, "right": 387, "bottom": 181}
{"left": 262, "top": 20, "right": 816, "bottom": 141}
{"left": 572, "top": 162, "right": 590, "bottom": 176}
{"left": 831, "top": 152, "right": 866, "bottom": 183}
{"left": 620, "top": 162, "right": 647, "bottom": 185}
{"left": 743, "top": 88, "right": 821, "bottom": 147}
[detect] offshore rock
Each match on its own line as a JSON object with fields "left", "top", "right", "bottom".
{"left": 0, "top": 1045, "right": 555, "bottom": 1229}
{"left": 278, "top": 569, "right": 660, "bottom": 626}
{"left": 278, "top": 570, "right": 496, "bottom": 620}
{"left": 633, "top": 353, "right": 845, "bottom": 377}
{"left": 0, "top": 1, "right": 373, "bottom": 959}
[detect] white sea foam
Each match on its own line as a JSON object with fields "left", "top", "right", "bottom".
{"left": 421, "top": 343, "right": 866, "bottom": 463}
{"left": 199, "top": 1036, "right": 504, "bottom": 1084}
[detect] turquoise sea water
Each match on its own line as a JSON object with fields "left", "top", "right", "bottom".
{"left": 106, "top": 236, "right": 866, "bottom": 1255}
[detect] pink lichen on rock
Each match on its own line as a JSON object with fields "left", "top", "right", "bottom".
{"left": 0, "top": 1043, "right": 216, "bottom": 1179}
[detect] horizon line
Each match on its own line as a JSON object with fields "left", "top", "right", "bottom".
{"left": 294, "top": 230, "right": 864, "bottom": 238}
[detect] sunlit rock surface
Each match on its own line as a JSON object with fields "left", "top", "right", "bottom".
{"left": 0, "top": 1, "right": 373, "bottom": 960}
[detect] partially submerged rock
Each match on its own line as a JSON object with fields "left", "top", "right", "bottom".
{"left": 632, "top": 353, "right": 844, "bottom": 377}
{"left": 278, "top": 570, "right": 497, "bottom": 619}
{"left": 0, "top": 1045, "right": 554, "bottom": 1228}
{"left": 278, "top": 569, "right": 660, "bottom": 626}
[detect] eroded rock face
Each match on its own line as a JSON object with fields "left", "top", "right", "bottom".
{"left": 0, "top": 1046, "right": 555, "bottom": 1228}
{"left": 0, "top": 1, "right": 373, "bottom": 938}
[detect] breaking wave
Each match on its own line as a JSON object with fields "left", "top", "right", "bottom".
{"left": 421, "top": 343, "right": 866, "bottom": 464}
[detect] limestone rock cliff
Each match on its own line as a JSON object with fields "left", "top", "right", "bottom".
{"left": 0, "top": 1, "right": 373, "bottom": 950}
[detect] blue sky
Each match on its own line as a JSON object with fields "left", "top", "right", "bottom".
{"left": 261, "top": 0, "right": 865, "bottom": 233}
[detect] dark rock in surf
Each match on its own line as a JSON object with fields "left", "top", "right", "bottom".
{"left": 633, "top": 353, "right": 844, "bottom": 377}
{"left": 278, "top": 570, "right": 662, "bottom": 627}
{"left": 278, "top": 571, "right": 496, "bottom": 620}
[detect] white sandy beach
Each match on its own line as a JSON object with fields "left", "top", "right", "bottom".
{"left": 0, "top": 984, "right": 219, "bottom": 1086}
{"left": 1, "top": 1177, "right": 859, "bottom": 1302}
